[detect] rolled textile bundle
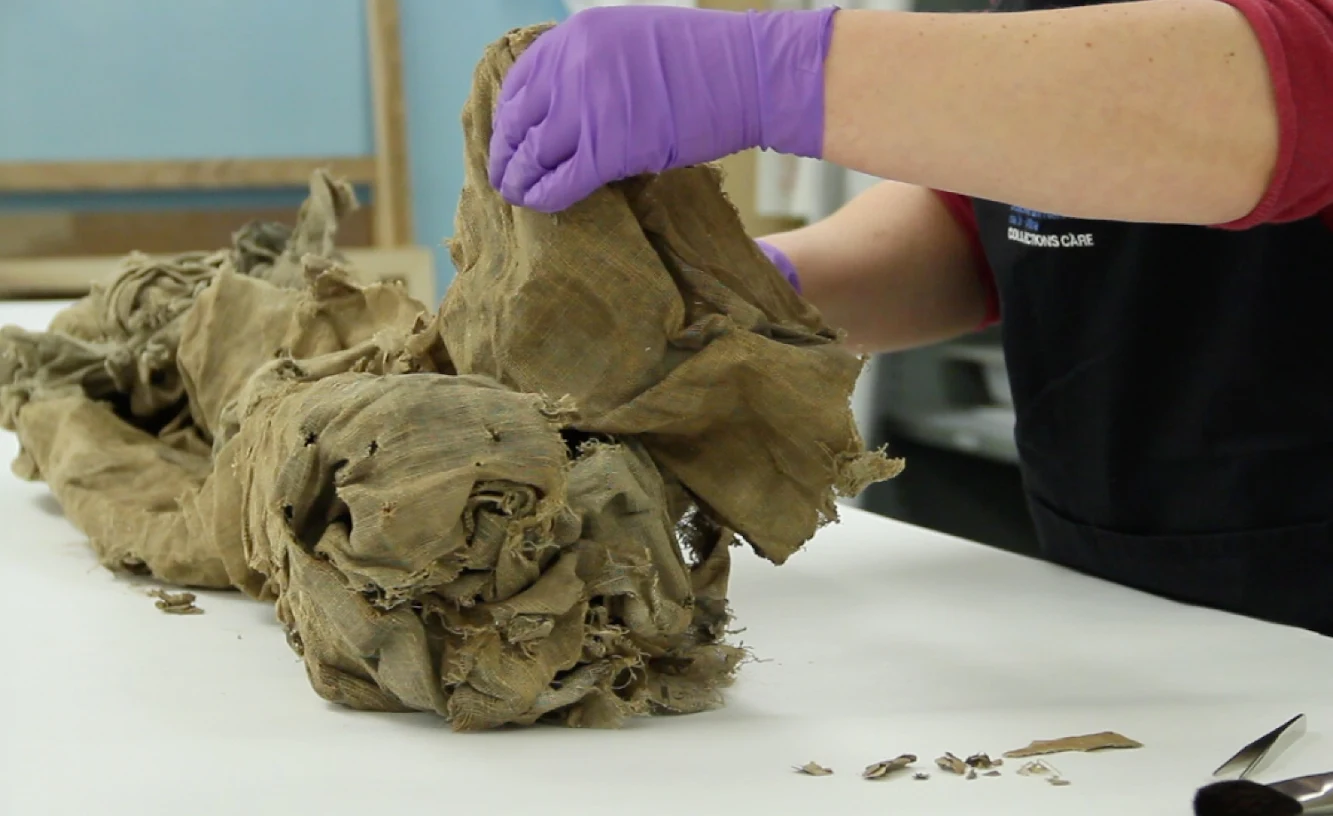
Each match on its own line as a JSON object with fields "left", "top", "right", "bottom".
{"left": 220, "top": 365, "right": 742, "bottom": 729}
{"left": 0, "top": 24, "right": 901, "bottom": 731}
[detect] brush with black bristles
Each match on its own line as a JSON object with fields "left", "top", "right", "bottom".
{"left": 1195, "top": 772, "right": 1333, "bottom": 816}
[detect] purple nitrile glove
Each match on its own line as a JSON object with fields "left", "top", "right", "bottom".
{"left": 489, "top": 5, "right": 839, "bottom": 213}
{"left": 755, "top": 238, "right": 801, "bottom": 294}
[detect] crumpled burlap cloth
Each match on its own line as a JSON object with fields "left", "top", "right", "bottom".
{"left": 0, "top": 24, "right": 902, "bottom": 731}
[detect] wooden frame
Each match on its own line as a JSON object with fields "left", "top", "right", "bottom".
{"left": 0, "top": 158, "right": 378, "bottom": 194}
{"left": 366, "top": 0, "right": 414, "bottom": 249}
{"left": 0, "top": 0, "right": 427, "bottom": 301}
{"left": 0, "top": 247, "right": 436, "bottom": 307}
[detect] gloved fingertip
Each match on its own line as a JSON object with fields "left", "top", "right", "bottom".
{"left": 499, "top": 170, "right": 537, "bottom": 210}
{"left": 522, "top": 176, "right": 579, "bottom": 215}
{"left": 498, "top": 49, "right": 539, "bottom": 104}
{"left": 488, "top": 137, "right": 510, "bottom": 190}
{"left": 488, "top": 155, "right": 508, "bottom": 192}
{"left": 519, "top": 187, "right": 563, "bottom": 214}
{"left": 500, "top": 182, "right": 529, "bottom": 209}
{"left": 755, "top": 238, "right": 801, "bottom": 292}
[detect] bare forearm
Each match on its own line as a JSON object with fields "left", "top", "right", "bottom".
{"left": 822, "top": 0, "right": 1279, "bottom": 224}
{"left": 764, "top": 182, "right": 989, "bottom": 354}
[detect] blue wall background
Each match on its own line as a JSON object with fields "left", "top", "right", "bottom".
{"left": 0, "top": 0, "right": 570, "bottom": 293}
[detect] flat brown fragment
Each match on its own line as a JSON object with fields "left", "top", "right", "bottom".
{"left": 966, "top": 753, "right": 1002, "bottom": 769}
{"left": 863, "top": 754, "right": 917, "bottom": 779}
{"left": 1048, "top": 777, "right": 1072, "bottom": 787}
{"left": 935, "top": 752, "right": 968, "bottom": 775}
{"left": 1003, "top": 731, "right": 1143, "bottom": 758}
{"left": 795, "top": 762, "right": 834, "bottom": 776}
{"left": 149, "top": 589, "right": 203, "bottom": 615}
{"left": 984, "top": 771, "right": 1002, "bottom": 777}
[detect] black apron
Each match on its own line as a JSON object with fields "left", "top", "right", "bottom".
{"left": 975, "top": 0, "right": 1333, "bottom": 636}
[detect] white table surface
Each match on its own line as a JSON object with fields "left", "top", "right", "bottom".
{"left": 2, "top": 299, "right": 1332, "bottom": 816}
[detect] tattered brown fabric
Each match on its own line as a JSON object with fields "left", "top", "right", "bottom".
{"left": 0, "top": 25, "right": 901, "bottom": 731}
{"left": 442, "top": 25, "right": 901, "bottom": 564}
{"left": 210, "top": 364, "right": 742, "bottom": 727}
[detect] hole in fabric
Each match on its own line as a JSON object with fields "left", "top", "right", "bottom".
{"left": 293, "top": 460, "right": 350, "bottom": 550}
{"left": 286, "top": 628, "right": 304, "bottom": 655}
{"left": 559, "top": 429, "right": 612, "bottom": 457}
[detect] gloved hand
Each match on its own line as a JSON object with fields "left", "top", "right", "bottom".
{"left": 755, "top": 238, "right": 802, "bottom": 293}
{"left": 489, "top": 6, "right": 838, "bottom": 213}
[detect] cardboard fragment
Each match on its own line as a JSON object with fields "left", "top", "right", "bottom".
{"left": 1048, "top": 777, "right": 1072, "bottom": 787}
{"left": 935, "top": 752, "right": 968, "bottom": 775}
{"left": 149, "top": 589, "right": 202, "bottom": 615}
{"left": 862, "top": 754, "right": 917, "bottom": 779}
{"left": 966, "top": 753, "right": 1002, "bottom": 769}
{"left": 1004, "top": 731, "right": 1141, "bottom": 758}
{"left": 984, "top": 771, "right": 1002, "bottom": 777}
{"left": 795, "top": 762, "right": 834, "bottom": 776}
{"left": 966, "top": 768, "right": 978, "bottom": 780}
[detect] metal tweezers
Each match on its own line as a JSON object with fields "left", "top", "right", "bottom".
{"left": 1213, "top": 713, "right": 1308, "bottom": 780}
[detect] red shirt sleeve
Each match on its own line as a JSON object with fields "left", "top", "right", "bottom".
{"left": 933, "top": 190, "right": 1001, "bottom": 327}
{"left": 931, "top": 0, "right": 1333, "bottom": 325}
{"left": 1216, "top": 0, "right": 1333, "bottom": 229}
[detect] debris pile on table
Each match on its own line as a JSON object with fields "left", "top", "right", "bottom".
{"left": 0, "top": 24, "right": 900, "bottom": 732}
{"left": 796, "top": 732, "right": 1143, "bottom": 789}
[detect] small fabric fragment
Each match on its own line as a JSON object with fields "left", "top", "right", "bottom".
{"left": 149, "top": 589, "right": 203, "bottom": 615}
{"left": 1017, "top": 761, "right": 1056, "bottom": 776}
{"left": 966, "top": 753, "right": 1002, "bottom": 769}
{"left": 863, "top": 755, "right": 916, "bottom": 779}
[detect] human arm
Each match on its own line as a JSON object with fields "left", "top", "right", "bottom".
{"left": 822, "top": 0, "right": 1281, "bottom": 225}
{"left": 758, "top": 182, "right": 995, "bottom": 355}
{"left": 489, "top": 0, "right": 1333, "bottom": 228}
